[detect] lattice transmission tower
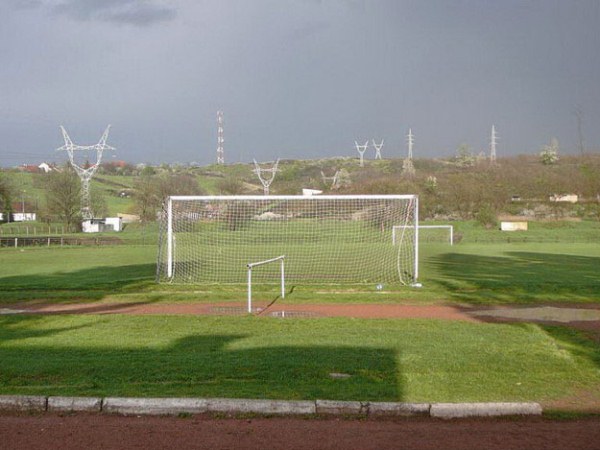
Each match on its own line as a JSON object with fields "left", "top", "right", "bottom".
{"left": 253, "top": 159, "right": 280, "bottom": 195}
{"left": 372, "top": 139, "right": 384, "bottom": 160}
{"left": 407, "top": 128, "right": 414, "bottom": 160}
{"left": 490, "top": 125, "right": 498, "bottom": 164}
{"left": 402, "top": 128, "right": 415, "bottom": 177}
{"left": 57, "top": 125, "right": 115, "bottom": 220}
{"left": 216, "top": 110, "right": 225, "bottom": 164}
{"left": 355, "top": 140, "right": 368, "bottom": 167}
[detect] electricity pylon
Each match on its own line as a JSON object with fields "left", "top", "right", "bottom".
{"left": 57, "top": 125, "right": 115, "bottom": 220}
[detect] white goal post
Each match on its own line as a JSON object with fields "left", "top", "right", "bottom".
{"left": 393, "top": 225, "right": 454, "bottom": 246}
{"left": 247, "top": 255, "right": 285, "bottom": 313}
{"left": 157, "top": 195, "right": 419, "bottom": 286}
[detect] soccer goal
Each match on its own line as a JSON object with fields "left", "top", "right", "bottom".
{"left": 156, "top": 195, "right": 418, "bottom": 286}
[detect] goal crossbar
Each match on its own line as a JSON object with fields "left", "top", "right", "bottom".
{"left": 247, "top": 255, "right": 285, "bottom": 313}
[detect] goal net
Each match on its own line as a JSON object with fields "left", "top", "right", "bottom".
{"left": 156, "top": 195, "right": 418, "bottom": 286}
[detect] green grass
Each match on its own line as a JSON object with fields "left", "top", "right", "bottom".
{"left": 422, "top": 243, "right": 600, "bottom": 303}
{"left": 1, "top": 239, "right": 599, "bottom": 304}
{"left": 1, "top": 221, "right": 599, "bottom": 406}
{"left": 0, "top": 315, "right": 598, "bottom": 403}
{"left": 451, "top": 220, "right": 600, "bottom": 244}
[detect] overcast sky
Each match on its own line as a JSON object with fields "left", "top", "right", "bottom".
{"left": 1, "top": 0, "right": 599, "bottom": 166}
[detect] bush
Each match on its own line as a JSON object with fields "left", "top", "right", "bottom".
{"left": 475, "top": 205, "right": 498, "bottom": 229}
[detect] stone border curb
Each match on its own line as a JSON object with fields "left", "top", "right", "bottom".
{"left": 205, "top": 398, "right": 315, "bottom": 415}
{"left": 0, "top": 395, "right": 46, "bottom": 412}
{"left": 104, "top": 397, "right": 209, "bottom": 415}
{"left": 48, "top": 396, "right": 102, "bottom": 412}
{"left": 430, "top": 402, "right": 543, "bottom": 419}
{"left": 0, "top": 395, "right": 542, "bottom": 418}
{"left": 368, "top": 401, "right": 430, "bottom": 416}
{"left": 315, "top": 400, "right": 367, "bottom": 415}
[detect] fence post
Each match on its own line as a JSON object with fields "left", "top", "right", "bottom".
{"left": 14, "top": 237, "right": 17, "bottom": 248}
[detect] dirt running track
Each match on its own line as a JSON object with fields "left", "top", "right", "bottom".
{"left": 1, "top": 413, "right": 599, "bottom": 450}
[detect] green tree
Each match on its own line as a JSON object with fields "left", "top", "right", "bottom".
{"left": 0, "top": 171, "right": 16, "bottom": 221}
{"left": 134, "top": 173, "right": 205, "bottom": 223}
{"left": 455, "top": 144, "right": 475, "bottom": 167}
{"left": 133, "top": 174, "right": 159, "bottom": 223}
{"left": 217, "top": 176, "right": 245, "bottom": 195}
{"left": 44, "top": 167, "right": 81, "bottom": 229}
{"left": 539, "top": 138, "right": 560, "bottom": 165}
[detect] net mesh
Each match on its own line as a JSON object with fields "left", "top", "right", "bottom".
{"left": 157, "top": 195, "right": 417, "bottom": 286}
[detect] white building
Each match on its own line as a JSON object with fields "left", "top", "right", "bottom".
{"left": 82, "top": 217, "right": 122, "bottom": 233}
{"left": 0, "top": 212, "right": 36, "bottom": 222}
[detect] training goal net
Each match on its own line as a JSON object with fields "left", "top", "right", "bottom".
{"left": 156, "top": 195, "right": 418, "bottom": 286}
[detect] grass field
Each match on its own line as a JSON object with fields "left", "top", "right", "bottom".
{"left": 0, "top": 222, "right": 599, "bottom": 406}
{"left": 1, "top": 315, "right": 598, "bottom": 403}
{"left": 1, "top": 238, "right": 598, "bottom": 304}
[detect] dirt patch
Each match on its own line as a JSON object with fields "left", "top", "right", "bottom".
{"left": 0, "top": 412, "right": 599, "bottom": 450}
{"left": 6, "top": 301, "right": 482, "bottom": 321}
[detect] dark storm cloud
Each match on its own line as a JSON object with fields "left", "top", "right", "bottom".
{"left": 1, "top": 1, "right": 599, "bottom": 166}
{"left": 51, "top": 0, "right": 177, "bottom": 26}
{"left": 6, "top": 0, "right": 43, "bottom": 10}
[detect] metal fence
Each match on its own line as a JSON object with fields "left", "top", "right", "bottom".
{"left": 0, "top": 236, "right": 135, "bottom": 248}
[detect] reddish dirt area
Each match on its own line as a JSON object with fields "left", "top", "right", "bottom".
{"left": 0, "top": 413, "right": 599, "bottom": 450}
{"left": 10, "top": 301, "right": 600, "bottom": 336}
{"left": 9, "top": 301, "right": 482, "bottom": 320}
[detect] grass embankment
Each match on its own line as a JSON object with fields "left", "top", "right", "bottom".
{"left": 1, "top": 314, "right": 598, "bottom": 403}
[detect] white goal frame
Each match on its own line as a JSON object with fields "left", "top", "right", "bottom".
{"left": 247, "top": 255, "right": 285, "bottom": 313}
{"left": 160, "top": 194, "right": 419, "bottom": 286}
{"left": 393, "top": 225, "right": 453, "bottom": 246}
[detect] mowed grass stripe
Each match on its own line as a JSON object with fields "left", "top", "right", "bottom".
{"left": 0, "top": 315, "right": 598, "bottom": 403}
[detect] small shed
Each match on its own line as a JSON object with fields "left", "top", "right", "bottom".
{"left": 82, "top": 217, "right": 122, "bottom": 233}
{"left": 549, "top": 194, "right": 578, "bottom": 203}
{"left": 500, "top": 221, "right": 528, "bottom": 231}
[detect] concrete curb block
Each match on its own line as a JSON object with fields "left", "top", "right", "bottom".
{"left": 0, "top": 395, "right": 47, "bottom": 412}
{"left": 206, "top": 398, "right": 316, "bottom": 415}
{"left": 48, "top": 396, "right": 102, "bottom": 413}
{"left": 103, "top": 397, "right": 209, "bottom": 415}
{"left": 0, "top": 395, "right": 545, "bottom": 419}
{"left": 430, "top": 402, "right": 543, "bottom": 419}
{"left": 315, "top": 400, "right": 368, "bottom": 415}
{"left": 368, "top": 402, "right": 430, "bottom": 416}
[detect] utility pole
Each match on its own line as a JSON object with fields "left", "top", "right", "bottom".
{"left": 216, "top": 110, "right": 225, "bottom": 164}
{"left": 407, "top": 128, "right": 414, "bottom": 160}
{"left": 490, "top": 125, "right": 498, "bottom": 164}
{"left": 574, "top": 107, "right": 585, "bottom": 156}
{"left": 402, "top": 129, "right": 415, "bottom": 177}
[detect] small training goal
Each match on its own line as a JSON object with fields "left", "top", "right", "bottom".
{"left": 156, "top": 195, "right": 418, "bottom": 287}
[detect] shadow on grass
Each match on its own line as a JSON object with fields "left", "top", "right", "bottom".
{"left": 0, "top": 316, "right": 94, "bottom": 342}
{"left": 428, "top": 251, "right": 600, "bottom": 304}
{"left": 0, "top": 264, "right": 156, "bottom": 303}
{"left": 0, "top": 326, "right": 400, "bottom": 401}
{"left": 539, "top": 325, "right": 600, "bottom": 369}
